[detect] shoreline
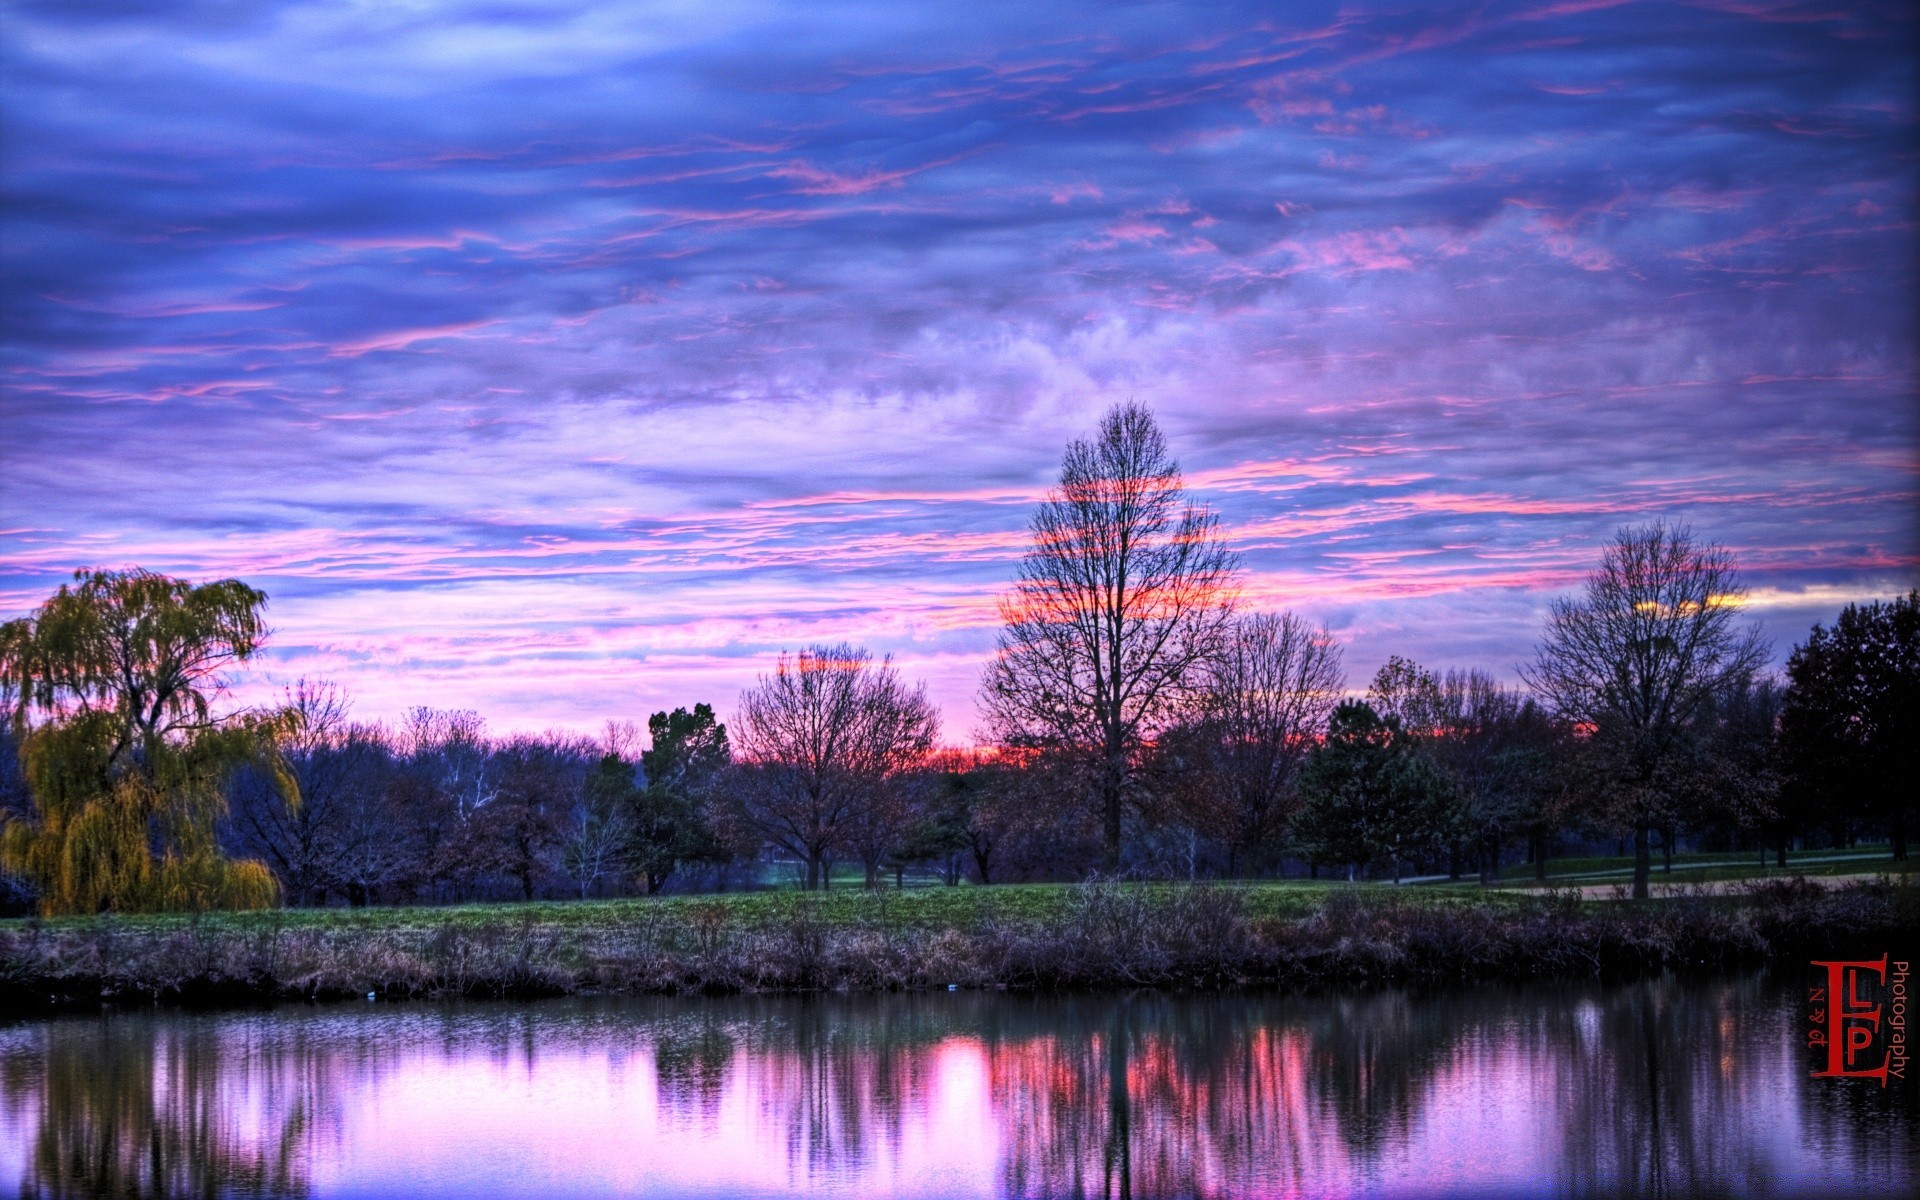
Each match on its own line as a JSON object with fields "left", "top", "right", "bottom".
{"left": 1, "top": 877, "right": 1909, "bottom": 1018}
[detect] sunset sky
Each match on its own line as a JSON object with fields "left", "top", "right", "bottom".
{"left": 3, "top": 0, "right": 1914, "bottom": 737}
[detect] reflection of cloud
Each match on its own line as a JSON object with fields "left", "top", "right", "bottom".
{"left": 0, "top": 0, "right": 1913, "bottom": 731}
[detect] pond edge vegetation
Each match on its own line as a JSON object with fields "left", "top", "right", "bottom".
{"left": 1, "top": 877, "right": 1909, "bottom": 1016}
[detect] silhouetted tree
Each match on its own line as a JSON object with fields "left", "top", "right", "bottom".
{"left": 565, "top": 752, "right": 635, "bottom": 898}
{"left": 1157, "top": 612, "right": 1343, "bottom": 876}
{"left": 1295, "top": 702, "right": 1456, "bottom": 883}
{"left": 982, "top": 403, "right": 1239, "bottom": 871}
{"left": 1779, "top": 591, "right": 1918, "bottom": 860}
{"left": 630, "top": 704, "right": 733, "bottom": 891}
{"left": 1427, "top": 669, "right": 1573, "bottom": 884}
{"left": 1523, "top": 523, "right": 1766, "bottom": 898}
{"left": 732, "top": 645, "right": 937, "bottom": 890}
{"left": 476, "top": 735, "right": 587, "bottom": 900}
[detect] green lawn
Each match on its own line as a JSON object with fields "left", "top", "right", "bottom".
{"left": 6, "top": 850, "right": 1904, "bottom": 936}
{"left": 0, "top": 877, "right": 1527, "bottom": 938}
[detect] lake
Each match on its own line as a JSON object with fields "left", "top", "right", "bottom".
{"left": 1, "top": 973, "right": 1912, "bottom": 1198}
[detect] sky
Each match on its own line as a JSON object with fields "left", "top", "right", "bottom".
{"left": 2, "top": 0, "right": 1915, "bottom": 739}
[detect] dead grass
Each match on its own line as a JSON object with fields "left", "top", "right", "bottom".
{"left": 0, "top": 877, "right": 1905, "bottom": 1015}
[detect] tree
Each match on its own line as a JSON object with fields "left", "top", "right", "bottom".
{"left": 474, "top": 735, "right": 585, "bottom": 901}
{"left": 1157, "top": 612, "right": 1343, "bottom": 876}
{"left": 892, "top": 766, "right": 972, "bottom": 886}
{"left": 398, "top": 707, "right": 493, "bottom": 900}
{"left": 0, "top": 569, "right": 289, "bottom": 914}
{"left": 1294, "top": 702, "right": 1456, "bottom": 883}
{"left": 1523, "top": 522, "right": 1767, "bottom": 898}
{"left": 1779, "top": 591, "right": 1918, "bottom": 861}
{"left": 1366, "top": 655, "right": 1447, "bottom": 736}
{"left": 1675, "top": 674, "right": 1782, "bottom": 862}
{"left": 628, "top": 704, "right": 733, "bottom": 892}
{"left": 1426, "top": 670, "right": 1572, "bottom": 884}
{"left": 981, "top": 403, "right": 1239, "bottom": 871}
{"left": 226, "top": 680, "right": 402, "bottom": 906}
{"left": 732, "top": 644, "right": 937, "bottom": 890}
{"left": 565, "top": 753, "right": 635, "bottom": 898}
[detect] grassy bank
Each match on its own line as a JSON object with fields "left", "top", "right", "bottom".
{"left": 2, "top": 876, "right": 1911, "bottom": 1015}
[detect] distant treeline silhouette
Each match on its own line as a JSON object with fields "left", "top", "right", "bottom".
{"left": 0, "top": 405, "right": 1913, "bottom": 914}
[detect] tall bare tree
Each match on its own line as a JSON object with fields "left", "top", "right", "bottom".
{"left": 981, "top": 403, "right": 1239, "bottom": 870}
{"left": 733, "top": 644, "right": 937, "bottom": 890}
{"left": 1159, "top": 612, "right": 1343, "bottom": 875}
{"left": 1523, "top": 522, "right": 1766, "bottom": 898}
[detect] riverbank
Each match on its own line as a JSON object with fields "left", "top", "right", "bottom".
{"left": 1, "top": 877, "right": 1910, "bottom": 1015}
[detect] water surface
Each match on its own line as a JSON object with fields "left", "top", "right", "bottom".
{"left": 1, "top": 974, "right": 1912, "bottom": 1198}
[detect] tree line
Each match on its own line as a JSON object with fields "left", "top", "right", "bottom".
{"left": 1, "top": 405, "right": 1913, "bottom": 913}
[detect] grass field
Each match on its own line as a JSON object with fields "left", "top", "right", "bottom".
{"left": 4, "top": 844, "right": 1909, "bottom": 939}
{"left": 0, "top": 877, "right": 1520, "bottom": 939}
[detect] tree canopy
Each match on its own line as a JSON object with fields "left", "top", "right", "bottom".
{"left": 1779, "top": 591, "right": 1917, "bottom": 860}
{"left": 0, "top": 569, "right": 290, "bottom": 914}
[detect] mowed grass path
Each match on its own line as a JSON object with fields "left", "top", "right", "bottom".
{"left": 1490, "top": 845, "right": 1914, "bottom": 889}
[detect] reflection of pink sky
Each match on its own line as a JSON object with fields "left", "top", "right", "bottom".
{"left": 318, "top": 1039, "right": 999, "bottom": 1198}
{"left": 4, "top": 996, "right": 1913, "bottom": 1200}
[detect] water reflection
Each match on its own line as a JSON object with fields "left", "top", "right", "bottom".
{"left": 0, "top": 976, "right": 1911, "bottom": 1198}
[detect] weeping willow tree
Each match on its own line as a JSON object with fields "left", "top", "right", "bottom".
{"left": 0, "top": 569, "right": 296, "bottom": 914}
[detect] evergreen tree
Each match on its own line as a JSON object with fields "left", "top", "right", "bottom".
{"left": 1779, "top": 591, "right": 1918, "bottom": 860}
{"left": 1295, "top": 701, "right": 1456, "bottom": 883}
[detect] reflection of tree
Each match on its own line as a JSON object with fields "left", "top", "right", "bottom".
{"left": 653, "top": 1015, "right": 734, "bottom": 1121}
{"left": 1545, "top": 972, "right": 1917, "bottom": 1199}
{"left": 2, "top": 1018, "right": 313, "bottom": 1198}
{"left": 2, "top": 979, "right": 1908, "bottom": 1197}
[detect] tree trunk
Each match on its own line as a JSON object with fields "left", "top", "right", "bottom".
{"left": 1892, "top": 809, "right": 1909, "bottom": 862}
{"left": 1776, "top": 836, "right": 1788, "bottom": 869}
{"left": 1661, "top": 825, "right": 1673, "bottom": 874}
{"left": 1534, "top": 832, "right": 1549, "bottom": 883}
{"left": 1100, "top": 754, "right": 1125, "bottom": 873}
{"left": 1632, "top": 824, "right": 1651, "bottom": 900}
{"left": 1447, "top": 842, "right": 1461, "bottom": 881}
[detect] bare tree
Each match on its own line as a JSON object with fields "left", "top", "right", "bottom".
{"left": 475, "top": 734, "right": 589, "bottom": 901}
{"left": 733, "top": 644, "right": 938, "bottom": 890}
{"left": 1523, "top": 522, "right": 1767, "bottom": 898}
{"left": 981, "top": 403, "right": 1239, "bottom": 870}
{"left": 562, "top": 761, "right": 633, "bottom": 899}
{"left": 1159, "top": 612, "right": 1343, "bottom": 875}
{"left": 228, "top": 679, "right": 353, "bottom": 905}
